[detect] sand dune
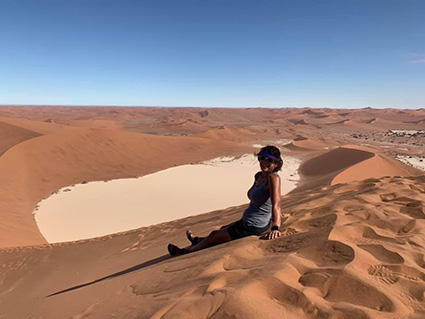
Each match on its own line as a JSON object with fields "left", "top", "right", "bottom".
{"left": 2, "top": 105, "right": 424, "bottom": 138}
{"left": 0, "top": 127, "right": 252, "bottom": 247}
{"left": 326, "top": 119, "right": 355, "bottom": 125}
{"left": 300, "top": 147, "right": 375, "bottom": 177}
{"left": 1, "top": 175, "right": 424, "bottom": 318}
{"left": 196, "top": 126, "right": 258, "bottom": 142}
{"left": 292, "top": 137, "right": 330, "bottom": 150}
{"left": 332, "top": 145, "right": 422, "bottom": 185}
{"left": 282, "top": 136, "right": 331, "bottom": 152}
{"left": 0, "top": 120, "right": 41, "bottom": 155}
{"left": 294, "top": 145, "right": 422, "bottom": 194}
{"left": 50, "top": 119, "right": 122, "bottom": 130}
{"left": 0, "top": 116, "right": 67, "bottom": 134}
{"left": 1, "top": 106, "right": 425, "bottom": 318}
{"left": 283, "top": 142, "right": 312, "bottom": 152}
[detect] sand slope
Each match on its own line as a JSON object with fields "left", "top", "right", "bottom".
{"left": 295, "top": 146, "right": 422, "bottom": 193}
{"left": 0, "top": 116, "right": 67, "bottom": 134}
{"left": 332, "top": 145, "right": 422, "bottom": 185}
{"left": 0, "top": 120, "right": 41, "bottom": 155}
{"left": 1, "top": 175, "right": 424, "bottom": 318}
{"left": 300, "top": 147, "right": 375, "bottom": 176}
{"left": 0, "top": 127, "right": 252, "bottom": 248}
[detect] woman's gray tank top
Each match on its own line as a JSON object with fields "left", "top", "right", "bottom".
{"left": 242, "top": 172, "right": 277, "bottom": 228}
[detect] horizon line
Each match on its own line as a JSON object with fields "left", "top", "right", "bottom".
{"left": 1, "top": 104, "right": 424, "bottom": 111}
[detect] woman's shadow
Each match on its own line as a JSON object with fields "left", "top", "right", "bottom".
{"left": 46, "top": 254, "right": 170, "bottom": 297}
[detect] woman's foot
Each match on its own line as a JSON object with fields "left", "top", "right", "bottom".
{"left": 186, "top": 230, "right": 200, "bottom": 245}
{"left": 167, "top": 244, "right": 187, "bottom": 257}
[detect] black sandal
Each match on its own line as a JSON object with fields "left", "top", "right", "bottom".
{"left": 186, "top": 230, "right": 200, "bottom": 245}
{"left": 167, "top": 244, "right": 187, "bottom": 256}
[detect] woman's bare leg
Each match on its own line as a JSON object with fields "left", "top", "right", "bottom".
{"left": 183, "top": 228, "right": 232, "bottom": 254}
{"left": 186, "top": 230, "right": 204, "bottom": 245}
{"left": 186, "top": 222, "right": 236, "bottom": 245}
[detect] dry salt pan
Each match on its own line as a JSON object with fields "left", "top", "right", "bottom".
{"left": 396, "top": 155, "right": 425, "bottom": 172}
{"left": 35, "top": 154, "right": 301, "bottom": 243}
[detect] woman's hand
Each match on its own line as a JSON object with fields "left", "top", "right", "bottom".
{"left": 266, "top": 230, "right": 281, "bottom": 240}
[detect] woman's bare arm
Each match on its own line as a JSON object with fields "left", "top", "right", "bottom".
{"left": 267, "top": 174, "right": 282, "bottom": 240}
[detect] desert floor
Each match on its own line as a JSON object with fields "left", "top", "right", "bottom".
{"left": 0, "top": 106, "right": 424, "bottom": 319}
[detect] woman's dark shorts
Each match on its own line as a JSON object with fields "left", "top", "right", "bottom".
{"left": 227, "top": 219, "right": 270, "bottom": 240}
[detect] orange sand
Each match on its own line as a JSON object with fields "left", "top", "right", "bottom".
{"left": 0, "top": 106, "right": 424, "bottom": 319}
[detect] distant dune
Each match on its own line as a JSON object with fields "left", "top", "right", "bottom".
{"left": 0, "top": 123, "right": 252, "bottom": 247}
{"left": 294, "top": 145, "right": 421, "bottom": 194}
{"left": 332, "top": 145, "right": 421, "bottom": 185}
{"left": 0, "top": 116, "right": 67, "bottom": 134}
{"left": 196, "top": 125, "right": 258, "bottom": 142}
{"left": 300, "top": 147, "right": 375, "bottom": 176}
{"left": 0, "top": 106, "right": 424, "bottom": 318}
{"left": 51, "top": 119, "right": 123, "bottom": 130}
{"left": 0, "top": 120, "right": 41, "bottom": 155}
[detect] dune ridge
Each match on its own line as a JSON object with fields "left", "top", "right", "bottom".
{"left": 295, "top": 146, "right": 422, "bottom": 193}
{"left": 0, "top": 120, "right": 42, "bottom": 155}
{"left": 0, "top": 116, "right": 67, "bottom": 134}
{"left": 332, "top": 145, "right": 422, "bottom": 185}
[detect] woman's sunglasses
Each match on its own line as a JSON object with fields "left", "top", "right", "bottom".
{"left": 258, "top": 156, "right": 275, "bottom": 163}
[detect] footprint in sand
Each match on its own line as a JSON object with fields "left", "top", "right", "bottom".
{"left": 361, "top": 226, "right": 401, "bottom": 244}
{"left": 368, "top": 265, "right": 399, "bottom": 284}
{"left": 412, "top": 253, "right": 425, "bottom": 269}
{"left": 299, "top": 269, "right": 394, "bottom": 311}
{"left": 298, "top": 240, "right": 355, "bottom": 267}
{"left": 205, "top": 271, "right": 246, "bottom": 292}
{"left": 400, "top": 200, "right": 425, "bottom": 219}
{"left": 409, "top": 183, "right": 425, "bottom": 193}
{"left": 380, "top": 193, "right": 397, "bottom": 202}
{"left": 400, "top": 291, "right": 425, "bottom": 312}
{"left": 343, "top": 204, "right": 366, "bottom": 212}
{"left": 305, "top": 214, "right": 337, "bottom": 228}
{"left": 267, "top": 231, "right": 309, "bottom": 253}
{"left": 400, "top": 219, "right": 416, "bottom": 233}
{"left": 333, "top": 184, "right": 361, "bottom": 194}
{"left": 368, "top": 265, "right": 425, "bottom": 284}
{"left": 358, "top": 244, "right": 404, "bottom": 264}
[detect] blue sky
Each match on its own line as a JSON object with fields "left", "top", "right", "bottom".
{"left": 1, "top": 0, "right": 424, "bottom": 108}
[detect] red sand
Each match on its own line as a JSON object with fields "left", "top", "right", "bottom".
{"left": 0, "top": 106, "right": 424, "bottom": 319}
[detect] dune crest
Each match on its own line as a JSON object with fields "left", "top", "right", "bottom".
{"left": 0, "top": 120, "right": 42, "bottom": 155}
{"left": 332, "top": 145, "right": 422, "bottom": 185}
{"left": 0, "top": 116, "right": 67, "bottom": 134}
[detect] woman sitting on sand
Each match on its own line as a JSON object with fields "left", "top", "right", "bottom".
{"left": 168, "top": 145, "right": 283, "bottom": 256}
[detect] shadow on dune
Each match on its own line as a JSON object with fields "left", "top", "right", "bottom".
{"left": 290, "top": 147, "right": 375, "bottom": 194}
{"left": 46, "top": 254, "right": 170, "bottom": 298}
